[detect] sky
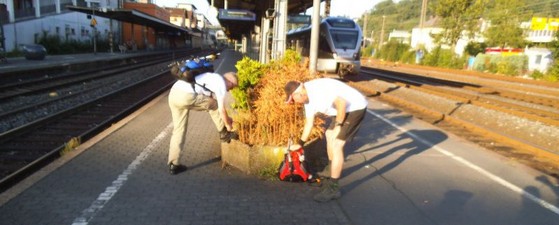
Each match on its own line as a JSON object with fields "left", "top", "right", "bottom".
{"left": 154, "top": 0, "right": 385, "bottom": 26}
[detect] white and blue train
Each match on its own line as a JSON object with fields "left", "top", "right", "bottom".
{"left": 287, "top": 17, "right": 362, "bottom": 77}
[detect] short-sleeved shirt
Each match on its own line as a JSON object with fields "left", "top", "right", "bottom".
{"left": 171, "top": 72, "right": 227, "bottom": 109}
{"left": 303, "top": 78, "right": 367, "bottom": 118}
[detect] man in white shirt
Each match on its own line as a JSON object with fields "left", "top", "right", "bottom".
{"left": 285, "top": 78, "right": 367, "bottom": 202}
{"left": 167, "top": 68, "right": 238, "bottom": 175}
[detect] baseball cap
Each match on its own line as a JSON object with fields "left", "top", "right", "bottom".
{"left": 284, "top": 81, "right": 300, "bottom": 103}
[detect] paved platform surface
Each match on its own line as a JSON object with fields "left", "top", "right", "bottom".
{"left": 1, "top": 49, "right": 559, "bottom": 225}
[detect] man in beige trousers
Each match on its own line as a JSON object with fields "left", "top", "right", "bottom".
{"left": 167, "top": 68, "right": 238, "bottom": 175}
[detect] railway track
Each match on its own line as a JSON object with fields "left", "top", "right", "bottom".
{"left": 346, "top": 65, "right": 559, "bottom": 177}
{"left": 0, "top": 50, "right": 216, "bottom": 192}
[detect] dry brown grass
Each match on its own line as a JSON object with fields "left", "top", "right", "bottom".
{"left": 234, "top": 57, "right": 324, "bottom": 146}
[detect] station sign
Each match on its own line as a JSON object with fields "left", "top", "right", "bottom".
{"left": 288, "top": 15, "right": 311, "bottom": 24}
{"left": 531, "top": 17, "right": 559, "bottom": 31}
{"left": 218, "top": 9, "right": 255, "bottom": 21}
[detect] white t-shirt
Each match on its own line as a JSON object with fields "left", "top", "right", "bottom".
{"left": 171, "top": 72, "right": 227, "bottom": 109}
{"left": 303, "top": 78, "right": 367, "bottom": 118}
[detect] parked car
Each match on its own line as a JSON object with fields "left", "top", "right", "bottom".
{"left": 21, "top": 44, "right": 47, "bottom": 60}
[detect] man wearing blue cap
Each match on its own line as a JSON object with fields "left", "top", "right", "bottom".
{"left": 167, "top": 64, "right": 238, "bottom": 175}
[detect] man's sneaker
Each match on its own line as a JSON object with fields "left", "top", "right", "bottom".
{"left": 169, "top": 163, "right": 187, "bottom": 175}
{"left": 220, "top": 130, "right": 239, "bottom": 143}
{"left": 313, "top": 179, "right": 341, "bottom": 202}
{"left": 229, "top": 131, "right": 239, "bottom": 140}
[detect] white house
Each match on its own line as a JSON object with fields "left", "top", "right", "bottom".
{"left": 524, "top": 48, "right": 553, "bottom": 73}
{"left": 387, "top": 29, "right": 410, "bottom": 44}
{"left": 410, "top": 17, "right": 486, "bottom": 56}
{"left": 1, "top": 0, "right": 118, "bottom": 52}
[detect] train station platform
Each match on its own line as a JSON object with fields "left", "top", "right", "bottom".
{"left": 1, "top": 49, "right": 559, "bottom": 225}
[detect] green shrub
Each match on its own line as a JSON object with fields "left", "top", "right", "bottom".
{"left": 530, "top": 70, "right": 544, "bottom": 80}
{"left": 400, "top": 49, "right": 415, "bottom": 64}
{"left": 231, "top": 56, "right": 264, "bottom": 110}
{"left": 544, "top": 64, "right": 559, "bottom": 82}
{"left": 35, "top": 30, "right": 111, "bottom": 54}
{"left": 361, "top": 45, "right": 375, "bottom": 57}
{"left": 422, "top": 46, "right": 465, "bottom": 69}
{"left": 473, "top": 54, "right": 527, "bottom": 76}
{"left": 376, "top": 40, "right": 410, "bottom": 62}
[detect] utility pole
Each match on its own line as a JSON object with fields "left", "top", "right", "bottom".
{"left": 92, "top": 8, "right": 97, "bottom": 54}
{"left": 363, "top": 13, "right": 368, "bottom": 46}
{"left": 420, "top": 0, "right": 427, "bottom": 29}
{"left": 309, "top": 0, "right": 320, "bottom": 74}
{"left": 419, "top": 0, "right": 427, "bottom": 46}
{"left": 378, "top": 15, "right": 385, "bottom": 50}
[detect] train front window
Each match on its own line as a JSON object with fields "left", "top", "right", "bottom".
{"left": 330, "top": 30, "right": 358, "bottom": 50}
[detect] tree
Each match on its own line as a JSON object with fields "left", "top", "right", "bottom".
{"left": 432, "top": 0, "right": 487, "bottom": 50}
{"left": 484, "top": 0, "right": 526, "bottom": 48}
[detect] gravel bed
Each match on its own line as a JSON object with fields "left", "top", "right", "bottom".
{"left": 0, "top": 62, "right": 169, "bottom": 133}
{"left": 436, "top": 86, "right": 559, "bottom": 114}
{"left": 367, "top": 79, "right": 559, "bottom": 153}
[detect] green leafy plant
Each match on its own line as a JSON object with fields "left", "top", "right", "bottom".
{"left": 231, "top": 56, "right": 264, "bottom": 110}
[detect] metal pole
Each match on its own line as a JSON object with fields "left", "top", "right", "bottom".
{"left": 260, "top": 17, "right": 270, "bottom": 64}
{"left": 93, "top": 8, "right": 97, "bottom": 54}
{"left": 109, "top": 19, "right": 114, "bottom": 54}
{"left": 418, "top": 0, "right": 428, "bottom": 46}
{"left": 309, "top": 0, "right": 320, "bottom": 74}
{"left": 378, "top": 15, "right": 385, "bottom": 50}
{"left": 363, "top": 14, "right": 368, "bottom": 45}
{"left": 273, "top": 0, "right": 287, "bottom": 60}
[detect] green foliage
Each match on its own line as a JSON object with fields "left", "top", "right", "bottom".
{"left": 36, "top": 30, "right": 112, "bottom": 54}
{"left": 544, "top": 65, "right": 559, "bottom": 82}
{"left": 472, "top": 54, "right": 527, "bottom": 76}
{"left": 231, "top": 56, "right": 264, "bottom": 110}
{"left": 464, "top": 42, "right": 487, "bottom": 56}
{"left": 280, "top": 49, "right": 301, "bottom": 64}
{"left": 376, "top": 40, "right": 410, "bottom": 62}
{"left": 432, "top": 0, "right": 486, "bottom": 47}
{"left": 258, "top": 165, "right": 280, "bottom": 181}
{"left": 422, "top": 46, "right": 465, "bottom": 69}
{"left": 484, "top": 24, "right": 526, "bottom": 48}
{"left": 361, "top": 45, "right": 374, "bottom": 57}
{"left": 400, "top": 49, "right": 416, "bottom": 64}
{"left": 530, "top": 70, "right": 545, "bottom": 80}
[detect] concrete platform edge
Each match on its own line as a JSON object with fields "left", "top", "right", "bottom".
{"left": 0, "top": 91, "right": 170, "bottom": 206}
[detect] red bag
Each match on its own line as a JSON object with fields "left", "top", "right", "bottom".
{"left": 278, "top": 146, "right": 311, "bottom": 182}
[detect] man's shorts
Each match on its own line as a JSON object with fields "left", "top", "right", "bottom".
{"left": 327, "top": 108, "right": 366, "bottom": 142}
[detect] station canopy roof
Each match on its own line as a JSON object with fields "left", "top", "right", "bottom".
{"left": 208, "top": 0, "right": 321, "bottom": 40}
{"left": 66, "top": 5, "right": 190, "bottom": 35}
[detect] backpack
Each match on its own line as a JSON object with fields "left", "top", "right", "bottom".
{"left": 169, "top": 56, "right": 214, "bottom": 83}
{"left": 278, "top": 145, "right": 311, "bottom": 182}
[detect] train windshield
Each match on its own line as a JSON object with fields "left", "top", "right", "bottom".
{"left": 330, "top": 30, "right": 358, "bottom": 50}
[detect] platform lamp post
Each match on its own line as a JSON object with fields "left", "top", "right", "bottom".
{"left": 378, "top": 15, "right": 385, "bottom": 51}
{"left": 309, "top": 0, "right": 320, "bottom": 74}
{"left": 91, "top": 7, "right": 97, "bottom": 54}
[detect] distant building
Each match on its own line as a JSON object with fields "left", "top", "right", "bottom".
{"left": 523, "top": 17, "right": 558, "bottom": 43}
{"left": 410, "top": 17, "right": 484, "bottom": 56}
{"left": 387, "top": 29, "right": 410, "bottom": 44}
{"left": 0, "top": 0, "right": 118, "bottom": 52}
